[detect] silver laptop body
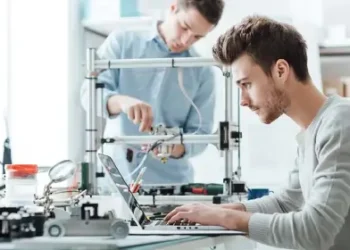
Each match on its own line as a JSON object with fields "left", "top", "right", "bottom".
{"left": 97, "top": 153, "right": 245, "bottom": 236}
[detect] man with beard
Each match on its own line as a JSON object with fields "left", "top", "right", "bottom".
{"left": 165, "top": 15, "right": 350, "bottom": 250}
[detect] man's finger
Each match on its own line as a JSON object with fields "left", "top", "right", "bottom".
{"left": 181, "top": 218, "right": 189, "bottom": 224}
{"left": 139, "top": 106, "right": 150, "bottom": 132}
{"left": 141, "top": 144, "right": 149, "bottom": 152}
{"left": 146, "top": 107, "right": 154, "bottom": 131}
{"left": 188, "top": 220, "right": 196, "bottom": 226}
{"left": 128, "top": 107, "right": 135, "bottom": 121}
{"left": 164, "top": 207, "right": 182, "bottom": 221}
{"left": 164, "top": 209, "right": 178, "bottom": 221}
{"left": 167, "top": 212, "right": 190, "bottom": 224}
{"left": 133, "top": 106, "right": 141, "bottom": 124}
{"left": 164, "top": 206, "right": 188, "bottom": 221}
{"left": 153, "top": 148, "right": 159, "bottom": 157}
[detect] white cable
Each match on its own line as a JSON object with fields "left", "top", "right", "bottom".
{"left": 127, "top": 153, "right": 149, "bottom": 179}
{"left": 177, "top": 68, "right": 202, "bottom": 134}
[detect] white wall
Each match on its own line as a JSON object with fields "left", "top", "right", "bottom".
{"left": 8, "top": 0, "right": 83, "bottom": 166}
{"left": 323, "top": 0, "right": 350, "bottom": 29}
{"left": 0, "top": 0, "right": 9, "bottom": 162}
{"left": 86, "top": 0, "right": 121, "bottom": 21}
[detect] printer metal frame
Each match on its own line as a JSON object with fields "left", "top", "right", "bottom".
{"left": 85, "top": 48, "right": 242, "bottom": 197}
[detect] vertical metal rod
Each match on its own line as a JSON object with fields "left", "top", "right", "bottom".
{"left": 223, "top": 66, "right": 233, "bottom": 196}
{"left": 97, "top": 84, "right": 104, "bottom": 155}
{"left": 97, "top": 82, "right": 104, "bottom": 173}
{"left": 86, "top": 48, "right": 98, "bottom": 195}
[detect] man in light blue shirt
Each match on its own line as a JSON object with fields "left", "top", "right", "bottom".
{"left": 81, "top": 0, "right": 224, "bottom": 185}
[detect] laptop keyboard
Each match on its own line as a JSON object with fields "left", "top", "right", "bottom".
{"left": 155, "top": 220, "right": 197, "bottom": 226}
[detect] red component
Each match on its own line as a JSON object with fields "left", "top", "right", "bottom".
{"left": 191, "top": 187, "right": 207, "bottom": 195}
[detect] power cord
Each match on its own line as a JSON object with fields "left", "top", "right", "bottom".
{"left": 177, "top": 68, "right": 202, "bottom": 134}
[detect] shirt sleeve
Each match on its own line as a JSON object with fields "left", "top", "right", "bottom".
{"left": 246, "top": 107, "right": 350, "bottom": 250}
{"left": 181, "top": 66, "right": 216, "bottom": 159}
{"left": 80, "top": 30, "right": 123, "bottom": 118}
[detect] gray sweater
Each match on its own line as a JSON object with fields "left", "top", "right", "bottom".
{"left": 242, "top": 95, "right": 350, "bottom": 250}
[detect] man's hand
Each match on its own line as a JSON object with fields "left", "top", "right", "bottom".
{"left": 164, "top": 203, "right": 227, "bottom": 226}
{"left": 149, "top": 144, "right": 185, "bottom": 159}
{"left": 164, "top": 203, "right": 251, "bottom": 232}
{"left": 108, "top": 95, "right": 153, "bottom": 132}
{"left": 170, "top": 144, "right": 185, "bottom": 158}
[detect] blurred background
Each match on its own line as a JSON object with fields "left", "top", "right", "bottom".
{"left": 0, "top": 0, "right": 349, "bottom": 192}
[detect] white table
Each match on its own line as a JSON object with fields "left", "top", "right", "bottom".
{"left": 0, "top": 235, "right": 256, "bottom": 250}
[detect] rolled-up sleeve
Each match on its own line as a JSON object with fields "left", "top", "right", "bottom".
{"left": 80, "top": 31, "right": 123, "bottom": 118}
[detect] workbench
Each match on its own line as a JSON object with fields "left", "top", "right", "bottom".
{"left": 0, "top": 235, "right": 256, "bottom": 250}
{"left": 0, "top": 170, "right": 258, "bottom": 249}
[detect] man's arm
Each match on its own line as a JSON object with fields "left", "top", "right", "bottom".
{"left": 180, "top": 67, "right": 216, "bottom": 159}
{"left": 228, "top": 111, "right": 350, "bottom": 250}
{"left": 80, "top": 30, "right": 122, "bottom": 118}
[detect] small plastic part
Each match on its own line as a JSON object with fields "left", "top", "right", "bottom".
{"left": 6, "top": 164, "right": 38, "bottom": 177}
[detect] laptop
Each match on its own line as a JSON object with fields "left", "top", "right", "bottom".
{"left": 97, "top": 153, "right": 245, "bottom": 236}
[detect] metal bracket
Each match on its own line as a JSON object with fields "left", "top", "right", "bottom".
{"left": 222, "top": 71, "right": 231, "bottom": 78}
{"left": 219, "top": 121, "right": 242, "bottom": 150}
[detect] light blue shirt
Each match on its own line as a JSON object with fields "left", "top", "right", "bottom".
{"left": 81, "top": 21, "right": 216, "bottom": 185}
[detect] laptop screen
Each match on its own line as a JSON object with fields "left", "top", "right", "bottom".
{"left": 97, "top": 153, "right": 150, "bottom": 227}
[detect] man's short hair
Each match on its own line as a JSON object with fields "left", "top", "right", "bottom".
{"left": 178, "top": 0, "right": 225, "bottom": 26}
{"left": 212, "top": 15, "right": 310, "bottom": 82}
